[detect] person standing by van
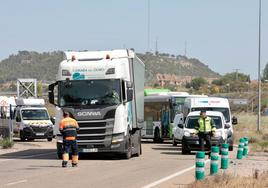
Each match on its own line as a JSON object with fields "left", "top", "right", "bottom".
{"left": 60, "top": 111, "right": 79, "bottom": 167}
{"left": 194, "top": 110, "right": 216, "bottom": 156}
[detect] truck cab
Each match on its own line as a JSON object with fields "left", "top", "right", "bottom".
{"left": 12, "top": 99, "right": 53, "bottom": 141}
{"left": 48, "top": 49, "right": 145, "bottom": 159}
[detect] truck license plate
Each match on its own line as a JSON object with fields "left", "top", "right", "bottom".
{"left": 82, "top": 148, "right": 98, "bottom": 153}
{"left": 36, "top": 133, "right": 45, "bottom": 136}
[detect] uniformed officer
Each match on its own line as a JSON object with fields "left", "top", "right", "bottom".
{"left": 194, "top": 110, "right": 216, "bottom": 156}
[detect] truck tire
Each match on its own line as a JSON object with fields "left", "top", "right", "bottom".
{"left": 57, "top": 153, "right": 63, "bottom": 159}
{"left": 123, "top": 129, "right": 132, "bottom": 159}
{"left": 135, "top": 130, "right": 142, "bottom": 157}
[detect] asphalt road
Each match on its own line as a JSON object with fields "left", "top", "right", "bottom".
{"left": 0, "top": 140, "right": 201, "bottom": 188}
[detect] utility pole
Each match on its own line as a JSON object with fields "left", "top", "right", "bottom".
{"left": 155, "top": 37, "right": 158, "bottom": 54}
{"left": 184, "top": 41, "right": 187, "bottom": 57}
{"left": 147, "top": 0, "right": 150, "bottom": 52}
{"left": 257, "top": 0, "right": 262, "bottom": 132}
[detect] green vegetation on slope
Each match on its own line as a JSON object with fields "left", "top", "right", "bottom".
{"left": 0, "top": 51, "right": 219, "bottom": 86}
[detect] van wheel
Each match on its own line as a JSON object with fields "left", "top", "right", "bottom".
{"left": 20, "top": 131, "right": 26, "bottom": 141}
{"left": 229, "top": 145, "right": 233, "bottom": 151}
{"left": 182, "top": 143, "right": 190, "bottom": 154}
{"left": 153, "top": 128, "right": 162, "bottom": 143}
{"left": 47, "top": 138, "right": 53, "bottom": 142}
{"left": 172, "top": 135, "right": 177, "bottom": 146}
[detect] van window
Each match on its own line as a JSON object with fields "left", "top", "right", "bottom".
{"left": 21, "top": 110, "right": 49, "bottom": 120}
{"left": 186, "top": 116, "right": 222, "bottom": 129}
{"left": 191, "top": 107, "right": 230, "bottom": 123}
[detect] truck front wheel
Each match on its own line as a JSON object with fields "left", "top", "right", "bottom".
{"left": 123, "top": 130, "right": 132, "bottom": 159}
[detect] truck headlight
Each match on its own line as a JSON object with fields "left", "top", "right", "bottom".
{"left": 112, "top": 133, "right": 124, "bottom": 144}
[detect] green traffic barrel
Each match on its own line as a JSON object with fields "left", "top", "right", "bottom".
{"left": 221, "top": 143, "right": 229, "bottom": 169}
{"left": 210, "top": 146, "right": 219, "bottom": 175}
{"left": 243, "top": 137, "right": 249, "bottom": 156}
{"left": 196, "top": 151, "right": 205, "bottom": 180}
{"left": 236, "top": 138, "right": 245, "bottom": 159}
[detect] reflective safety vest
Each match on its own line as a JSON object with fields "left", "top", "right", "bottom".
{"left": 59, "top": 117, "right": 79, "bottom": 140}
{"left": 195, "top": 117, "right": 216, "bottom": 133}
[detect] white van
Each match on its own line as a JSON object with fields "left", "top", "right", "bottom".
{"left": 180, "top": 111, "right": 229, "bottom": 154}
{"left": 181, "top": 97, "right": 236, "bottom": 150}
{"left": 12, "top": 99, "right": 53, "bottom": 141}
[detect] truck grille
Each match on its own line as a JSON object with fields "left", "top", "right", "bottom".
{"left": 77, "top": 120, "right": 114, "bottom": 148}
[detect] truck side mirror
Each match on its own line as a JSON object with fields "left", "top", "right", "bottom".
{"left": 48, "top": 82, "right": 58, "bottom": 105}
{"left": 127, "top": 88, "right": 133, "bottom": 102}
{"left": 178, "top": 124, "right": 183, "bottom": 129}
{"left": 232, "top": 116, "right": 238, "bottom": 125}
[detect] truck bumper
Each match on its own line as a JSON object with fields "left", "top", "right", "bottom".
{"left": 57, "top": 136, "right": 128, "bottom": 155}
{"left": 182, "top": 136, "right": 224, "bottom": 151}
{"left": 22, "top": 126, "right": 53, "bottom": 139}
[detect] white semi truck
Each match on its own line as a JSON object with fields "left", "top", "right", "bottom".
{"left": 48, "top": 49, "right": 145, "bottom": 159}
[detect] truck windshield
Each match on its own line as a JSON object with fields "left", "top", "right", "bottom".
{"left": 186, "top": 116, "right": 222, "bottom": 129}
{"left": 58, "top": 79, "right": 121, "bottom": 107}
{"left": 21, "top": 109, "right": 49, "bottom": 120}
{"left": 191, "top": 107, "right": 230, "bottom": 123}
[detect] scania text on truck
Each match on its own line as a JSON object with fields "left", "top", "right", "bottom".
{"left": 48, "top": 49, "right": 145, "bottom": 159}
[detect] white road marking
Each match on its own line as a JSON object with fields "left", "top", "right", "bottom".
{"left": 5, "top": 180, "right": 27, "bottom": 186}
{"left": 142, "top": 159, "right": 210, "bottom": 188}
{"left": 0, "top": 151, "right": 55, "bottom": 163}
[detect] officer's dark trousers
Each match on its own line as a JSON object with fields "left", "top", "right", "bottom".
{"left": 198, "top": 132, "right": 212, "bottom": 152}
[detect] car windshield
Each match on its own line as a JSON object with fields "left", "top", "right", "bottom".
{"left": 191, "top": 107, "right": 230, "bottom": 123}
{"left": 186, "top": 116, "right": 222, "bottom": 129}
{"left": 21, "top": 109, "right": 49, "bottom": 120}
{"left": 58, "top": 79, "right": 121, "bottom": 107}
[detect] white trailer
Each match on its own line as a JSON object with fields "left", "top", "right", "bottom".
{"left": 48, "top": 49, "right": 144, "bottom": 159}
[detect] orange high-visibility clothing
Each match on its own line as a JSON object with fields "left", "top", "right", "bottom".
{"left": 59, "top": 117, "right": 79, "bottom": 140}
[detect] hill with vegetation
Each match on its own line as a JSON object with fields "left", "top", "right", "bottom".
{"left": 0, "top": 51, "right": 220, "bottom": 86}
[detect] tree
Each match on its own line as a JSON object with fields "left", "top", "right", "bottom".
{"left": 37, "top": 82, "right": 43, "bottom": 97}
{"left": 263, "top": 63, "right": 268, "bottom": 81}
{"left": 188, "top": 77, "right": 207, "bottom": 90}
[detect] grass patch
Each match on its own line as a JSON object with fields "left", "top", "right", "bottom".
{"left": 234, "top": 113, "right": 268, "bottom": 152}
{"left": 0, "top": 138, "right": 14, "bottom": 149}
{"left": 190, "top": 171, "right": 268, "bottom": 188}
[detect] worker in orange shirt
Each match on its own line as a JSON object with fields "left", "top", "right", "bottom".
{"left": 59, "top": 111, "right": 79, "bottom": 167}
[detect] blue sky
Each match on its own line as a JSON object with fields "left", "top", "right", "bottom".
{"left": 0, "top": 0, "right": 267, "bottom": 79}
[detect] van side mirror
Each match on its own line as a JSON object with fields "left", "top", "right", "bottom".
{"left": 232, "top": 116, "right": 238, "bottom": 125}
{"left": 50, "top": 117, "right": 56, "bottom": 125}
{"left": 16, "top": 116, "right": 21, "bottom": 122}
{"left": 178, "top": 124, "right": 183, "bottom": 129}
{"left": 224, "top": 124, "right": 230, "bottom": 129}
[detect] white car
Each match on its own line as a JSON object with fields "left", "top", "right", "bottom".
{"left": 174, "top": 111, "right": 229, "bottom": 154}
